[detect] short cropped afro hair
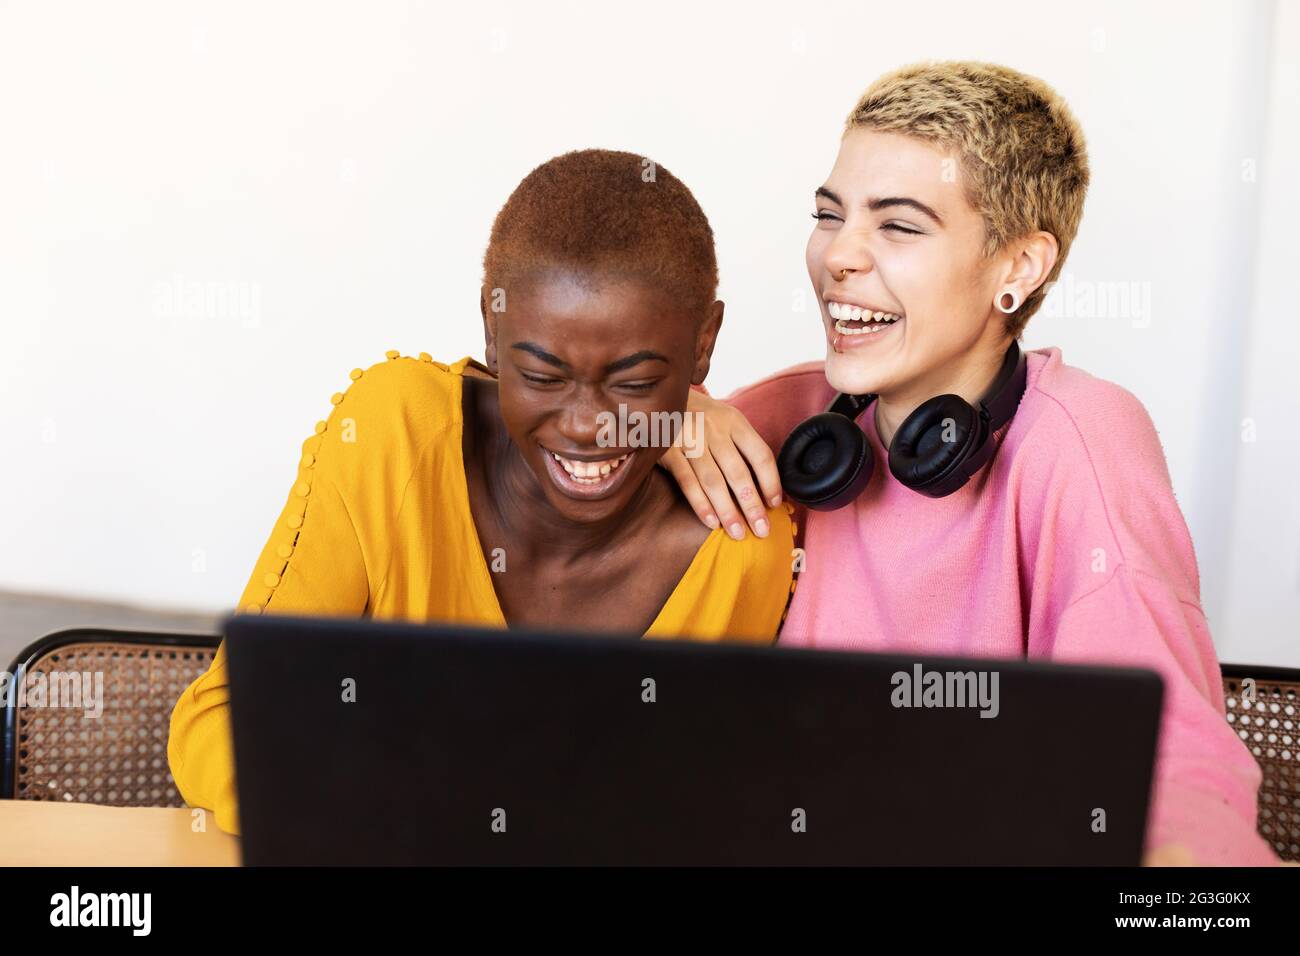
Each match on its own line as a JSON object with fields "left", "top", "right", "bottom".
{"left": 482, "top": 149, "right": 718, "bottom": 316}
{"left": 847, "top": 61, "right": 1090, "bottom": 336}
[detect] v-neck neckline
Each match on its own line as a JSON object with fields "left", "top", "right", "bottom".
{"left": 447, "top": 357, "right": 722, "bottom": 636}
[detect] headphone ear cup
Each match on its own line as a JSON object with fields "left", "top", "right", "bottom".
{"left": 777, "top": 412, "right": 874, "bottom": 511}
{"left": 887, "top": 395, "right": 981, "bottom": 495}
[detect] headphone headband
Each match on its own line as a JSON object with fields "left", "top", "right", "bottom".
{"left": 978, "top": 341, "right": 1028, "bottom": 434}
{"left": 826, "top": 390, "right": 874, "bottom": 420}
{"left": 824, "top": 342, "right": 1025, "bottom": 426}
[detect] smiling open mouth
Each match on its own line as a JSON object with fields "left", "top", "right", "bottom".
{"left": 541, "top": 446, "right": 637, "bottom": 499}
{"left": 828, "top": 300, "right": 903, "bottom": 336}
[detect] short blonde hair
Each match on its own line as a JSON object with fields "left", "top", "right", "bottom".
{"left": 846, "top": 61, "right": 1089, "bottom": 336}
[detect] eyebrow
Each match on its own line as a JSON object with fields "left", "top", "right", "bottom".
{"left": 511, "top": 342, "right": 670, "bottom": 375}
{"left": 815, "top": 186, "right": 944, "bottom": 226}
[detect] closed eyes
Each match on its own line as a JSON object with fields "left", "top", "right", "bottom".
{"left": 810, "top": 211, "right": 922, "bottom": 235}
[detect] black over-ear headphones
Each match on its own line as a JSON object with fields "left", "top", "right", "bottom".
{"left": 776, "top": 341, "right": 1028, "bottom": 510}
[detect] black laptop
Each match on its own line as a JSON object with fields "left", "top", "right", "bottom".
{"left": 224, "top": 613, "right": 1163, "bottom": 865}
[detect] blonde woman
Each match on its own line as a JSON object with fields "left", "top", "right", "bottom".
{"left": 664, "top": 62, "right": 1277, "bottom": 866}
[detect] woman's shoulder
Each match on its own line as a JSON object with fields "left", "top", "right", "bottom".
{"left": 719, "top": 361, "right": 836, "bottom": 453}
{"left": 303, "top": 350, "right": 479, "bottom": 487}
{"left": 316, "top": 350, "right": 479, "bottom": 440}
{"left": 723, "top": 361, "right": 836, "bottom": 418}
{"left": 669, "top": 497, "right": 795, "bottom": 585}
{"left": 1014, "top": 346, "right": 1170, "bottom": 480}
{"left": 1007, "top": 346, "right": 1198, "bottom": 592}
{"left": 326, "top": 349, "right": 474, "bottom": 418}
{"left": 709, "top": 501, "right": 797, "bottom": 578}
{"left": 659, "top": 500, "right": 795, "bottom": 643}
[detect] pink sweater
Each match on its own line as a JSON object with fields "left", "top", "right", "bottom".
{"left": 726, "top": 346, "right": 1277, "bottom": 866}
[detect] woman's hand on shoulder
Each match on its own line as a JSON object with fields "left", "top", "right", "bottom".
{"left": 659, "top": 389, "right": 783, "bottom": 540}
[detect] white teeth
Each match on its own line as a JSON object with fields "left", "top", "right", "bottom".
{"left": 825, "top": 301, "right": 902, "bottom": 325}
{"left": 828, "top": 298, "right": 904, "bottom": 336}
{"left": 551, "top": 451, "right": 630, "bottom": 481}
{"left": 834, "top": 317, "right": 902, "bottom": 335}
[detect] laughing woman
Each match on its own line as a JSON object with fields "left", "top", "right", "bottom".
{"left": 663, "top": 62, "right": 1278, "bottom": 865}
{"left": 168, "top": 150, "right": 794, "bottom": 835}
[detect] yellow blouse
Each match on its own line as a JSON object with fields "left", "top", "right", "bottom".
{"left": 168, "top": 351, "right": 796, "bottom": 835}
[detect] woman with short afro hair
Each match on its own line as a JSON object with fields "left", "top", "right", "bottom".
{"left": 168, "top": 149, "right": 795, "bottom": 836}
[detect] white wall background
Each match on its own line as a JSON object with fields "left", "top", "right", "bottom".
{"left": 1, "top": 0, "right": 1295, "bottom": 664}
